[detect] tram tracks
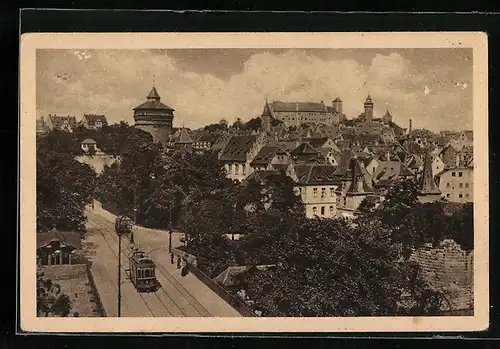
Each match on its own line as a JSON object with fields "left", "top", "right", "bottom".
{"left": 86, "top": 219, "right": 168, "bottom": 317}
{"left": 87, "top": 211, "right": 212, "bottom": 317}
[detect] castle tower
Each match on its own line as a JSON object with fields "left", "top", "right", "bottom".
{"left": 364, "top": 94, "right": 374, "bottom": 122}
{"left": 383, "top": 109, "right": 392, "bottom": 124}
{"left": 133, "top": 85, "right": 175, "bottom": 144}
{"left": 409, "top": 118, "right": 413, "bottom": 134}
{"left": 333, "top": 97, "right": 343, "bottom": 114}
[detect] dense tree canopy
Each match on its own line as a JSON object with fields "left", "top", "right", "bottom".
{"left": 92, "top": 127, "right": 472, "bottom": 317}
{"left": 37, "top": 144, "right": 96, "bottom": 233}
{"left": 37, "top": 271, "right": 73, "bottom": 317}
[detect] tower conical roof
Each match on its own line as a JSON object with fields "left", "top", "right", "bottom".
{"left": 176, "top": 127, "right": 193, "bottom": 144}
{"left": 346, "top": 156, "right": 373, "bottom": 193}
{"left": 419, "top": 153, "right": 441, "bottom": 195}
{"left": 147, "top": 86, "right": 161, "bottom": 100}
{"left": 365, "top": 94, "right": 373, "bottom": 104}
{"left": 262, "top": 102, "right": 272, "bottom": 117}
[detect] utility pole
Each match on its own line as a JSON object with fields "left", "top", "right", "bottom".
{"left": 117, "top": 232, "right": 122, "bottom": 317}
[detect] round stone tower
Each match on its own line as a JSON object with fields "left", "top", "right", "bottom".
{"left": 133, "top": 85, "right": 175, "bottom": 144}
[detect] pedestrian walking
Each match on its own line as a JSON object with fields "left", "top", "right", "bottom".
{"left": 170, "top": 253, "right": 174, "bottom": 264}
{"left": 176, "top": 255, "right": 181, "bottom": 269}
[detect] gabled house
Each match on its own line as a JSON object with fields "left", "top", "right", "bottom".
{"left": 218, "top": 132, "right": 267, "bottom": 181}
{"left": 372, "top": 160, "right": 414, "bottom": 189}
{"left": 290, "top": 142, "right": 322, "bottom": 164}
{"left": 46, "top": 114, "right": 78, "bottom": 133}
{"left": 192, "top": 131, "right": 219, "bottom": 152}
{"left": 432, "top": 154, "right": 446, "bottom": 178}
{"left": 80, "top": 114, "right": 108, "bottom": 130}
{"left": 437, "top": 166, "right": 474, "bottom": 203}
{"left": 302, "top": 137, "right": 341, "bottom": 153}
{"left": 288, "top": 163, "right": 339, "bottom": 218}
{"left": 317, "top": 148, "right": 340, "bottom": 166}
{"left": 250, "top": 145, "right": 290, "bottom": 171}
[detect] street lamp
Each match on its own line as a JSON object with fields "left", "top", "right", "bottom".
{"left": 169, "top": 202, "right": 173, "bottom": 253}
{"left": 115, "top": 216, "right": 130, "bottom": 317}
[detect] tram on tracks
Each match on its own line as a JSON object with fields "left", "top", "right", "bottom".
{"left": 115, "top": 216, "right": 134, "bottom": 243}
{"left": 128, "top": 248, "right": 161, "bottom": 293}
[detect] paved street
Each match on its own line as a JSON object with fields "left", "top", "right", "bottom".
{"left": 83, "top": 201, "right": 241, "bottom": 317}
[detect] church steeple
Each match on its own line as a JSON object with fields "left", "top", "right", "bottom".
{"left": 419, "top": 153, "right": 441, "bottom": 195}
{"left": 417, "top": 152, "right": 441, "bottom": 203}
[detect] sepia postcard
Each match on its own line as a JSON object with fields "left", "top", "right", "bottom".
{"left": 19, "top": 32, "right": 489, "bottom": 333}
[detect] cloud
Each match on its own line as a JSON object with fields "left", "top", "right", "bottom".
{"left": 36, "top": 49, "right": 472, "bottom": 132}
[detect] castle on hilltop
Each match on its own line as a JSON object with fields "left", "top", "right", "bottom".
{"left": 261, "top": 98, "right": 345, "bottom": 131}
{"left": 261, "top": 94, "right": 395, "bottom": 132}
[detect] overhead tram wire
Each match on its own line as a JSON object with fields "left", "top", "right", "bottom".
{"left": 85, "top": 218, "right": 178, "bottom": 317}
{"left": 86, "top": 214, "right": 193, "bottom": 316}
{"left": 89, "top": 212, "right": 210, "bottom": 317}
{"left": 57, "top": 196, "right": 211, "bottom": 317}
{"left": 85, "top": 219, "right": 159, "bottom": 317}
{"left": 88, "top": 210, "right": 212, "bottom": 317}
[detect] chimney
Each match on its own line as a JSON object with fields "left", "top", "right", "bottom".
{"left": 386, "top": 151, "right": 390, "bottom": 161}
{"left": 456, "top": 154, "right": 460, "bottom": 167}
{"left": 409, "top": 119, "right": 413, "bottom": 134}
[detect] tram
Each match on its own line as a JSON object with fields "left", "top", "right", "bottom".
{"left": 115, "top": 216, "right": 134, "bottom": 243}
{"left": 128, "top": 248, "right": 161, "bottom": 292}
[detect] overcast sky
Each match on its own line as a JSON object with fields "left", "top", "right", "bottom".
{"left": 36, "top": 48, "right": 472, "bottom": 132}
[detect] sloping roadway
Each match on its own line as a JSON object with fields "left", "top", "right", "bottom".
{"left": 84, "top": 205, "right": 241, "bottom": 317}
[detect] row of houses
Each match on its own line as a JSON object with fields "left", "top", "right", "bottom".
{"left": 37, "top": 114, "right": 109, "bottom": 134}
{"left": 164, "top": 122, "right": 473, "bottom": 219}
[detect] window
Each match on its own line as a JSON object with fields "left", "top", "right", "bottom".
{"left": 329, "top": 206, "right": 334, "bottom": 215}
{"left": 446, "top": 183, "right": 451, "bottom": 188}
{"left": 343, "top": 197, "right": 347, "bottom": 206}
{"left": 321, "top": 206, "right": 325, "bottom": 215}
{"left": 330, "top": 188, "right": 335, "bottom": 197}
{"left": 313, "top": 207, "right": 317, "bottom": 215}
{"left": 459, "top": 172, "right": 463, "bottom": 177}
{"left": 459, "top": 194, "right": 463, "bottom": 198}
{"left": 459, "top": 183, "right": 463, "bottom": 188}
{"left": 313, "top": 188, "right": 318, "bottom": 197}
{"left": 446, "top": 193, "right": 451, "bottom": 198}
{"left": 321, "top": 188, "right": 326, "bottom": 198}
{"left": 235, "top": 165, "right": 239, "bottom": 175}
{"left": 452, "top": 172, "right": 456, "bottom": 177}
{"left": 465, "top": 193, "right": 470, "bottom": 198}
{"left": 466, "top": 183, "right": 470, "bottom": 188}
